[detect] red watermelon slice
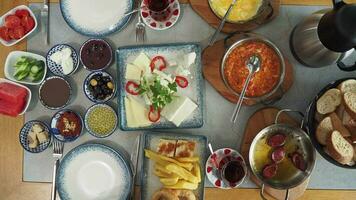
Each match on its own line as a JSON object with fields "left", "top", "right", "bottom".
{"left": 0, "top": 82, "right": 28, "bottom": 117}
{"left": 0, "top": 82, "right": 27, "bottom": 103}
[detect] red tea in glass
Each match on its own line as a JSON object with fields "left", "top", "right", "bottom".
{"left": 144, "top": 0, "right": 171, "bottom": 21}
{"left": 146, "top": 0, "right": 169, "bottom": 12}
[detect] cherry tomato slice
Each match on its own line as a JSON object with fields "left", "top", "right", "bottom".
{"left": 4, "top": 15, "right": 21, "bottom": 29}
{"left": 0, "top": 26, "right": 11, "bottom": 41}
{"left": 175, "top": 76, "right": 189, "bottom": 88}
{"left": 125, "top": 81, "right": 140, "bottom": 95}
{"left": 150, "top": 56, "right": 166, "bottom": 71}
{"left": 148, "top": 105, "right": 161, "bottom": 122}
{"left": 15, "top": 9, "right": 30, "bottom": 18}
{"left": 21, "top": 15, "right": 35, "bottom": 33}
{"left": 13, "top": 26, "right": 25, "bottom": 39}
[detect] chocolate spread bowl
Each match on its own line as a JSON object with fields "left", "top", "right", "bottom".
{"left": 79, "top": 38, "right": 113, "bottom": 71}
{"left": 39, "top": 76, "right": 72, "bottom": 110}
{"left": 249, "top": 109, "right": 316, "bottom": 200}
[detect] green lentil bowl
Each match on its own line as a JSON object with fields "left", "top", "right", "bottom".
{"left": 84, "top": 104, "right": 118, "bottom": 138}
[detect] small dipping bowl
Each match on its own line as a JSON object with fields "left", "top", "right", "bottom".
{"left": 84, "top": 104, "right": 117, "bottom": 138}
{"left": 39, "top": 76, "right": 72, "bottom": 110}
{"left": 19, "top": 120, "right": 52, "bottom": 153}
{"left": 83, "top": 71, "right": 116, "bottom": 103}
{"left": 80, "top": 38, "right": 113, "bottom": 71}
{"left": 46, "top": 44, "right": 79, "bottom": 76}
{"left": 51, "top": 109, "right": 83, "bottom": 142}
{"left": 206, "top": 148, "right": 247, "bottom": 189}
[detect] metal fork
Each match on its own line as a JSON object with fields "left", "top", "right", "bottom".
{"left": 135, "top": 11, "right": 146, "bottom": 43}
{"left": 51, "top": 139, "right": 64, "bottom": 200}
{"left": 40, "top": 0, "right": 49, "bottom": 45}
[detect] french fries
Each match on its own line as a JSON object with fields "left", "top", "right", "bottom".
{"left": 176, "top": 156, "right": 199, "bottom": 163}
{"left": 145, "top": 148, "right": 202, "bottom": 190}
{"left": 160, "top": 177, "right": 179, "bottom": 186}
{"left": 145, "top": 149, "right": 193, "bottom": 171}
{"left": 192, "top": 162, "right": 201, "bottom": 183}
{"left": 164, "top": 180, "right": 198, "bottom": 190}
{"left": 166, "top": 163, "right": 199, "bottom": 184}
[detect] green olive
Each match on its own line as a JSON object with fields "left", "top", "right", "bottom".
{"left": 90, "top": 79, "right": 97, "bottom": 86}
{"left": 107, "top": 82, "right": 114, "bottom": 89}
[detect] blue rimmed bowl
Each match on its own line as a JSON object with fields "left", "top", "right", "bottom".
{"left": 79, "top": 38, "right": 113, "bottom": 71}
{"left": 46, "top": 44, "right": 79, "bottom": 76}
{"left": 51, "top": 109, "right": 84, "bottom": 142}
{"left": 60, "top": 0, "right": 134, "bottom": 37}
{"left": 83, "top": 71, "right": 116, "bottom": 103}
{"left": 19, "top": 120, "right": 51, "bottom": 153}
{"left": 57, "top": 143, "right": 133, "bottom": 200}
{"left": 84, "top": 104, "right": 118, "bottom": 138}
{"left": 39, "top": 76, "right": 72, "bottom": 110}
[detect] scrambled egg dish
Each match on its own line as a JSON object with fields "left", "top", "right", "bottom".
{"left": 210, "top": 0, "right": 263, "bottom": 22}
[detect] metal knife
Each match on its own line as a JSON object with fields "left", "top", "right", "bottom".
{"left": 130, "top": 135, "right": 141, "bottom": 200}
{"left": 208, "top": 0, "right": 238, "bottom": 46}
{"left": 41, "top": 0, "right": 49, "bottom": 45}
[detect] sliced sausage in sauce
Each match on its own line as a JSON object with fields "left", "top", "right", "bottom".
{"left": 267, "top": 133, "right": 286, "bottom": 147}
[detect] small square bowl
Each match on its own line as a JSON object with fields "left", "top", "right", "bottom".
{"left": 4, "top": 51, "right": 47, "bottom": 85}
{"left": 0, "top": 78, "right": 32, "bottom": 115}
{"left": 0, "top": 5, "right": 38, "bottom": 47}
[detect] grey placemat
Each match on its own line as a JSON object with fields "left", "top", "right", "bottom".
{"left": 24, "top": 3, "right": 356, "bottom": 190}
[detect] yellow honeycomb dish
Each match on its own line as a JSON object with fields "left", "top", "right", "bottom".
{"left": 209, "top": 0, "right": 263, "bottom": 22}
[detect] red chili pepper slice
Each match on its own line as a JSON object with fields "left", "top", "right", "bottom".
{"left": 125, "top": 81, "right": 140, "bottom": 95}
{"left": 175, "top": 76, "right": 189, "bottom": 88}
{"left": 150, "top": 56, "right": 167, "bottom": 71}
{"left": 148, "top": 105, "right": 160, "bottom": 122}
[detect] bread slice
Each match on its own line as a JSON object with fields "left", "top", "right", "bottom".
{"left": 329, "top": 113, "right": 351, "bottom": 137}
{"left": 157, "top": 139, "right": 177, "bottom": 157}
{"left": 326, "top": 130, "right": 354, "bottom": 165}
{"left": 175, "top": 140, "right": 196, "bottom": 158}
{"left": 317, "top": 88, "right": 341, "bottom": 115}
{"left": 316, "top": 116, "right": 334, "bottom": 145}
{"left": 342, "top": 111, "right": 356, "bottom": 134}
{"left": 343, "top": 92, "right": 356, "bottom": 119}
{"left": 338, "top": 79, "right": 356, "bottom": 94}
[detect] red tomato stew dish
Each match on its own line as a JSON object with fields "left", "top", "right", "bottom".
{"left": 223, "top": 41, "right": 281, "bottom": 97}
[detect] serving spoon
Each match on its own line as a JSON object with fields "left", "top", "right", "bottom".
{"left": 231, "top": 55, "right": 261, "bottom": 123}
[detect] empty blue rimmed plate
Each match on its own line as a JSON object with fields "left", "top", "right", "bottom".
{"left": 57, "top": 143, "right": 133, "bottom": 200}
{"left": 19, "top": 120, "right": 51, "bottom": 153}
{"left": 60, "top": 0, "right": 134, "bottom": 37}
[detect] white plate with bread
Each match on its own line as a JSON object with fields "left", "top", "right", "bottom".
{"left": 306, "top": 78, "right": 356, "bottom": 168}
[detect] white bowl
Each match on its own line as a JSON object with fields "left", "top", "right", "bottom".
{"left": 0, "top": 78, "right": 32, "bottom": 115}
{"left": 4, "top": 51, "right": 47, "bottom": 85}
{"left": 0, "top": 5, "right": 38, "bottom": 47}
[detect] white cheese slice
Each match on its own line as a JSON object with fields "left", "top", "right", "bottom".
{"left": 161, "top": 96, "right": 197, "bottom": 127}
{"left": 133, "top": 52, "right": 151, "bottom": 74}
{"left": 125, "top": 63, "right": 143, "bottom": 81}
{"left": 186, "top": 52, "right": 196, "bottom": 67}
{"left": 125, "top": 96, "right": 152, "bottom": 127}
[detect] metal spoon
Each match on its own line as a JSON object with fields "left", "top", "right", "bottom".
{"left": 231, "top": 55, "right": 261, "bottom": 123}
{"left": 208, "top": 0, "right": 238, "bottom": 46}
{"left": 124, "top": 6, "right": 147, "bottom": 17}
{"left": 208, "top": 143, "right": 219, "bottom": 169}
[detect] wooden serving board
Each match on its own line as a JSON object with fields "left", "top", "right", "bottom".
{"left": 240, "top": 108, "right": 309, "bottom": 200}
{"left": 202, "top": 34, "right": 294, "bottom": 104}
{"left": 189, "top": 0, "right": 281, "bottom": 33}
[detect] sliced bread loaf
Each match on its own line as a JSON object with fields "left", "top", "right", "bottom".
{"left": 329, "top": 113, "right": 351, "bottom": 137}
{"left": 326, "top": 130, "right": 354, "bottom": 165}
{"left": 316, "top": 116, "right": 333, "bottom": 145}
{"left": 344, "top": 92, "right": 356, "bottom": 119}
{"left": 317, "top": 88, "right": 341, "bottom": 115}
{"left": 342, "top": 111, "right": 356, "bottom": 134}
{"left": 338, "top": 79, "right": 356, "bottom": 93}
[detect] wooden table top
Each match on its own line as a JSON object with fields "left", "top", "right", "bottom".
{"left": 1, "top": 0, "right": 356, "bottom": 199}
